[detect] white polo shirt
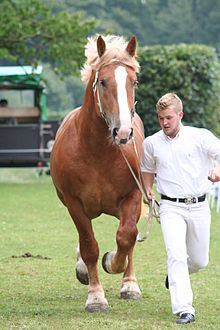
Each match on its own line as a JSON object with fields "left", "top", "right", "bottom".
{"left": 140, "top": 125, "right": 220, "bottom": 198}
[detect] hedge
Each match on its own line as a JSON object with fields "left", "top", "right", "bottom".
{"left": 136, "top": 44, "right": 220, "bottom": 137}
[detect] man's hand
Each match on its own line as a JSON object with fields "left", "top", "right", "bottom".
{"left": 141, "top": 172, "right": 155, "bottom": 201}
{"left": 209, "top": 163, "right": 220, "bottom": 182}
{"left": 146, "top": 187, "right": 155, "bottom": 201}
{"left": 143, "top": 187, "right": 155, "bottom": 204}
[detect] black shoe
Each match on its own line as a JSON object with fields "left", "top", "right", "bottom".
{"left": 165, "top": 275, "right": 169, "bottom": 289}
{"left": 176, "top": 313, "right": 195, "bottom": 325}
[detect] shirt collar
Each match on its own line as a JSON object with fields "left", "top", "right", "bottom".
{"left": 163, "top": 124, "right": 184, "bottom": 141}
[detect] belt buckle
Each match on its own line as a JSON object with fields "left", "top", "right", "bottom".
{"left": 185, "top": 197, "right": 196, "bottom": 204}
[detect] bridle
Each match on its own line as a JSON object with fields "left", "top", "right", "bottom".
{"left": 92, "top": 70, "right": 137, "bottom": 129}
{"left": 93, "top": 71, "right": 109, "bottom": 126}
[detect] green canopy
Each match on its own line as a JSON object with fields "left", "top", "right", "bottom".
{"left": 0, "top": 66, "right": 44, "bottom": 89}
{"left": 0, "top": 66, "right": 47, "bottom": 120}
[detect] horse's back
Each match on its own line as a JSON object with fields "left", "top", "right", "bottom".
{"left": 55, "top": 106, "right": 81, "bottom": 139}
{"left": 50, "top": 106, "right": 81, "bottom": 187}
{"left": 134, "top": 112, "right": 144, "bottom": 137}
{"left": 133, "top": 112, "right": 145, "bottom": 156}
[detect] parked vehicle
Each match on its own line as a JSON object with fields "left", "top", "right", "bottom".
{"left": 0, "top": 66, "right": 60, "bottom": 167}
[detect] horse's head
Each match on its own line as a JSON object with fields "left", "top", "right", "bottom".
{"left": 92, "top": 35, "right": 139, "bottom": 145}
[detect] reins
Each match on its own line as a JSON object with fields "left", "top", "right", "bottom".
{"left": 119, "top": 138, "right": 160, "bottom": 242}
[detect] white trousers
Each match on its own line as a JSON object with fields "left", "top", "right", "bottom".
{"left": 160, "top": 199, "right": 211, "bottom": 316}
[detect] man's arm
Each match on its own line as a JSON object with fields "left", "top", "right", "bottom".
{"left": 141, "top": 172, "right": 155, "bottom": 201}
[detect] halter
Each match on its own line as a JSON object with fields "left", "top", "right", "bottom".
{"left": 92, "top": 70, "right": 137, "bottom": 128}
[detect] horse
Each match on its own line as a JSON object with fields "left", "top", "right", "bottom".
{"left": 50, "top": 34, "right": 145, "bottom": 312}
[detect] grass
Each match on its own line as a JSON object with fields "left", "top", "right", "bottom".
{"left": 0, "top": 169, "right": 219, "bottom": 329}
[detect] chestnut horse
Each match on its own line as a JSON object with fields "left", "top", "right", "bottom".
{"left": 50, "top": 35, "right": 145, "bottom": 312}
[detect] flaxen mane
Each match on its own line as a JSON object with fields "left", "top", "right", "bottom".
{"left": 81, "top": 35, "right": 140, "bottom": 84}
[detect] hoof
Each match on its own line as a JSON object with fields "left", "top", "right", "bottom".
{"left": 120, "top": 291, "right": 141, "bottom": 300}
{"left": 102, "top": 251, "right": 128, "bottom": 274}
{"left": 76, "top": 269, "right": 89, "bottom": 285}
{"left": 85, "top": 303, "right": 109, "bottom": 313}
{"left": 102, "top": 252, "right": 111, "bottom": 274}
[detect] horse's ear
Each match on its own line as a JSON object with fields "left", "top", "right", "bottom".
{"left": 97, "top": 35, "right": 106, "bottom": 58}
{"left": 126, "top": 35, "right": 137, "bottom": 57}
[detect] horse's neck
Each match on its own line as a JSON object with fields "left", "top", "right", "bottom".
{"left": 78, "top": 79, "right": 110, "bottom": 145}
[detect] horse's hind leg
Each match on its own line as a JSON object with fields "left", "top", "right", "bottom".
{"left": 66, "top": 197, "right": 108, "bottom": 312}
{"left": 102, "top": 191, "right": 141, "bottom": 300}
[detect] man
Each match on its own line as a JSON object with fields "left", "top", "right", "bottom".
{"left": 140, "top": 92, "right": 220, "bottom": 325}
{"left": 0, "top": 98, "right": 8, "bottom": 107}
{"left": 0, "top": 98, "right": 17, "bottom": 125}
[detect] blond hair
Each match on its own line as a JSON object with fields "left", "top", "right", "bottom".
{"left": 156, "top": 93, "right": 183, "bottom": 113}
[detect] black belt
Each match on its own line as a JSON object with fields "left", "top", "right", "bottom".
{"left": 161, "top": 194, "right": 206, "bottom": 204}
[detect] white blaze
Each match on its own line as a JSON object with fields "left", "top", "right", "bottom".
{"left": 114, "top": 66, "right": 132, "bottom": 128}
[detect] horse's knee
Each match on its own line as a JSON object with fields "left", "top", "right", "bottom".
{"left": 79, "top": 235, "right": 99, "bottom": 266}
{"left": 116, "top": 223, "right": 137, "bottom": 250}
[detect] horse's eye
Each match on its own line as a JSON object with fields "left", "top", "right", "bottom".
{"left": 100, "top": 80, "right": 106, "bottom": 88}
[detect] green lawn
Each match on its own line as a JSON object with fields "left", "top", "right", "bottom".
{"left": 0, "top": 169, "right": 219, "bottom": 329}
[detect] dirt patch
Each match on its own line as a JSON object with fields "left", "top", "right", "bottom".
{"left": 11, "top": 252, "right": 51, "bottom": 260}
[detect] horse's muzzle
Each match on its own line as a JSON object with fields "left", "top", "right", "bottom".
{"left": 112, "top": 126, "right": 133, "bottom": 145}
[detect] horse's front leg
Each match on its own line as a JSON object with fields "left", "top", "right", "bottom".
{"left": 66, "top": 197, "right": 108, "bottom": 312}
{"left": 102, "top": 190, "right": 141, "bottom": 300}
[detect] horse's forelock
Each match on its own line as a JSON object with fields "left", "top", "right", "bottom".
{"left": 80, "top": 35, "right": 140, "bottom": 84}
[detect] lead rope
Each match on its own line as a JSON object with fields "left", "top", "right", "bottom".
{"left": 119, "top": 138, "right": 160, "bottom": 242}
{"left": 93, "top": 71, "right": 160, "bottom": 240}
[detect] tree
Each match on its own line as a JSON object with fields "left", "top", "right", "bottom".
{"left": 54, "top": 0, "right": 220, "bottom": 51}
{"left": 137, "top": 44, "right": 220, "bottom": 137}
{"left": 44, "top": 63, "right": 85, "bottom": 117}
{"left": 0, "top": 0, "right": 96, "bottom": 76}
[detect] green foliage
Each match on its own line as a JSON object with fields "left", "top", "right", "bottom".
{"left": 44, "top": 0, "right": 220, "bottom": 120}
{"left": 0, "top": 0, "right": 96, "bottom": 76}
{"left": 43, "top": 64, "right": 85, "bottom": 117}
{"left": 2, "top": 0, "right": 220, "bottom": 120}
{"left": 136, "top": 44, "right": 220, "bottom": 136}
{"left": 53, "top": 0, "right": 220, "bottom": 51}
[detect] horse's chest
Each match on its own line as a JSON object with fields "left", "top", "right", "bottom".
{"left": 72, "top": 163, "right": 132, "bottom": 216}
{"left": 77, "top": 167, "right": 122, "bottom": 197}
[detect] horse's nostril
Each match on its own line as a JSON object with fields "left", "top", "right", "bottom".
{"left": 120, "top": 138, "right": 127, "bottom": 144}
{"left": 113, "top": 127, "right": 119, "bottom": 139}
{"left": 129, "top": 128, "right": 133, "bottom": 139}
